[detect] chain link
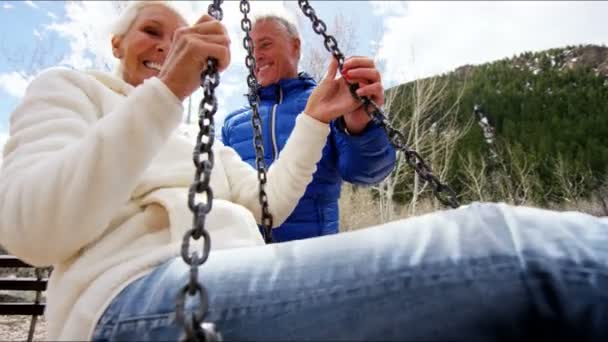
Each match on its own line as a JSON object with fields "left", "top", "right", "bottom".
{"left": 240, "top": 0, "right": 274, "bottom": 243}
{"left": 176, "top": 1, "right": 224, "bottom": 341}
{"left": 474, "top": 104, "right": 500, "bottom": 164}
{"left": 297, "top": 0, "right": 459, "bottom": 209}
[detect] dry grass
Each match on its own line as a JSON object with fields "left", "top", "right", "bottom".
{"left": 545, "top": 197, "right": 608, "bottom": 217}
{"left": 338, "top": 184, "right": 608, "bottom": 232}
{"left": 338, "top": 185, "right": 439, "bottom": 232}
{"left": 338, "top": 185, "right": 383, "bottom": 231}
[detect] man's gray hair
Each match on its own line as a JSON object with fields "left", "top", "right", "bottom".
{"left": 252, "top": 12, "right": 300, "bottom": 40}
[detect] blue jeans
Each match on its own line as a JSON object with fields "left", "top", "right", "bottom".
{"left": 92, "top": 203, "right": 608, "bottom": 341}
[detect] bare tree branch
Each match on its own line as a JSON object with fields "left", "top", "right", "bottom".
{"left": 300, "top": 14, "right": 356, "bottom": 81}
{"left": 373, "top": 74, "right": 472, "bottom": 218}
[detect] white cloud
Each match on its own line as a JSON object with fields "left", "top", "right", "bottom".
{"left": 376, "top": 1, "right": 608, "bottom": 85}
{"left": 2, "top": 3, "right": 14, "bottom": 10}
{"left": 0, "top": 72, "right": 32, "bottom": 98}
{"left": 0, "top": 131, "right": 7, "bottom": 146}
{"left": 25, "top": 0, "right": 38, "bottom": 9}
{"left": 47, "top": 11, "right": 57, "bottom": 19}
{"left": 45, "top": 2, "right": 118, "bottom": 70}
{"left": 370, "top": 2, "right": 407, "bottom": 17}
{"left": 0, "top": 131, "right": 8, "bottom": 168}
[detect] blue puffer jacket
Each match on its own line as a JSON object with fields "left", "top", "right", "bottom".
{"left": 221, "top": 73, "right": 396, "bottom": 242}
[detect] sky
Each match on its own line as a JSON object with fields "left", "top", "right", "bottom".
{"left": 1, "top": 0, "right": 608, "bottom": 162}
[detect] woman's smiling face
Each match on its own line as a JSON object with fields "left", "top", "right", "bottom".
{"left": 111, "top": 5, "right": 186, "bottom": 87}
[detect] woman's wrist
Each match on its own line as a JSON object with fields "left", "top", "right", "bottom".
{"left": 303, "top": 105, "right": 330, "bottom": 124}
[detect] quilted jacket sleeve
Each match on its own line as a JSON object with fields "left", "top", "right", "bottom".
{"left": 331, "top": 118, "right": 397, "bottom": 185}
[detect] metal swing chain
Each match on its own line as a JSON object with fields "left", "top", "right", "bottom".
{"left": 176, "top": 1, "right": 224, "bottom": 341}
{"left": 175, "top": 0, "right": 460, "bottom": 339}
{"left": 239, "top": 0, "right": 274, "bottom": 243}
{"left": 297, "top": 0, "right": 460, "bottom": 209}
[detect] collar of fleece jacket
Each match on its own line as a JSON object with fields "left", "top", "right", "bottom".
{"left": 86, "top": 70, "right": 134, "bottom": 96}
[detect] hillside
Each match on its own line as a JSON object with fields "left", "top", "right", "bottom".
{"left": 386, "top": 44, "right": 608, "bottom": 205}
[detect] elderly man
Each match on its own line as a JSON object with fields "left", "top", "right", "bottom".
{"left": 222, "top": 13, "right": 396, "bottom": 242}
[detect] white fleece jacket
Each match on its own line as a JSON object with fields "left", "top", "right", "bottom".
{"left": 0, "top": 67, "right": 329, "bottom": 340}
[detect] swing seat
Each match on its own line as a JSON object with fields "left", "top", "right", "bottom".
{"left": 0, "top": 255, "right": 49, "bottom": 341}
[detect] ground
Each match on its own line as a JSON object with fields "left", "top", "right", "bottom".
{"left": 0, "top": 315, "right": 46, "bottom": 341}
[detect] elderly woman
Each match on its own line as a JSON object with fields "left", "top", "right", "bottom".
{"left": 1, "top": 1, "right": 608, "bottom": 341}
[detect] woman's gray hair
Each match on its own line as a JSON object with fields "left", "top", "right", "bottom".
{"left": 111, "top": 1, "right": 186, "bottom": 77}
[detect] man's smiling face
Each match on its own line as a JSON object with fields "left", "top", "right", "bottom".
{"left": 251, "top": 19, "right": 301, "bottom": 87}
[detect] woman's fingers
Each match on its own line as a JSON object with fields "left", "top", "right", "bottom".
{"left": 305, "top": 55, "right": 383, "bottom": 123}
{"left": 175, "top": 21, "right": 226, "bottom": 42}
{"left": 159, "top": 17, "right": 231, "bottom": 100}
{"left": 175, "top": 33, "right": 230, "bottom": 48}
{"left": 195, "top": 40, "right": 231, "bottom": 72}
{"left": 173, "top": 17, "right": 230, "bottom": 61}
{"left": 355, "top": 82, "right": 384, "bottom": 106}
{"left": 194, "top": 14, "right": 215, "bottom": 25}
{"left": 188, "top": 34, "right": 231, "bottom": 71}
{"left": 191, "top": 20, "right": 229, "bottom": 37}
{"left": 342, "top": 61, "right": 383, "bottom": 105}
{"left": 343, "top": 67, "right": 381, "bottom": 84}
{"left": 171, "top": 34, "right": 230, "bottom": 71}
{"left": 342, "top": 56, "right": 375, "bottom": 73}
{"left": 321, "top": 57, "right": 339, "bottom": 85}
